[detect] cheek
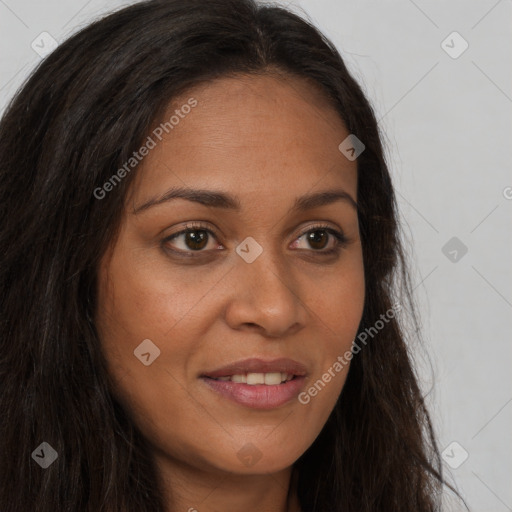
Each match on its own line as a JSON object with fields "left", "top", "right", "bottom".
{"left": 95, "top": 260, "right": 201, "bottom": 447}
{"left": 293, "top": 253, "right": 364, "bottom": 425}
{"left": 306, "top": 250, "right": 365, "bottom": 346}
{"left": 96, "top": 247, "right": 209, "bottom": 356}
{"left": 94, "top": 250, "right": 193, "bottom": 409}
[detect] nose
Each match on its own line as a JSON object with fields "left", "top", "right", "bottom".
{"left": 223, "top": 245, "right": 307, "bottom": 338}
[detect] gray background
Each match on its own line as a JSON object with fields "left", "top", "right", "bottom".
{"left": 1, "top": 1, "right": 511, "bottom": 510}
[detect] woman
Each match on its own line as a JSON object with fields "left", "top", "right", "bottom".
{"left": 0, "top": 0, "right": 465, "bottom": 510}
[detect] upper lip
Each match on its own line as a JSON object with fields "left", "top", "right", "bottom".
{"left": 200, "top": 358, "right": 308, "bottom": 378}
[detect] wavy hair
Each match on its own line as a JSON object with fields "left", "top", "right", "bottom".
{"left": 0, "top": 0, "right": 464, "bottom": 510}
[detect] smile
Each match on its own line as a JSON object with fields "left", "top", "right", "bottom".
{"left": 200, "top": 374, "right": 307, "bottom": 409}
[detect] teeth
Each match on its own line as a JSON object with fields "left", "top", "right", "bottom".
{"left": 231, "top": 374, "right": 246, "bottom": 383}
{"left": 264, "top": 372, "right": 283, "bottom": 385}
{"left": 213, "top": 372, "right": 294, "bottom": 385}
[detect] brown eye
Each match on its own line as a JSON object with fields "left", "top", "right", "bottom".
{"left": 163, "top": 222, "right": 348, "bottom": 257}
{"left": 181, "top": 230, "right": 209, "bottom": 251}
{"left": 163, "top": 224, "right": 219, "bottom": 253}
{"left": 305, "top": 230, "right": 329, "bottom": 250}
{"left": 294, "top": 225, "right": 348, "bottom": 254}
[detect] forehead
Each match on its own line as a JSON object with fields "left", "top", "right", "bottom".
{"left": 128, "top": 72, "right": 357, "bottom": 208}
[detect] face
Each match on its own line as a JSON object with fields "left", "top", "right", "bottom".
{"left": 96, "top": 72, "right": 365, "bottom": 481}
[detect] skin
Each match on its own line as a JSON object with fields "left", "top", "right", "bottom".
{"left": 96, "top": 71, "right": 365, "bottom": 512}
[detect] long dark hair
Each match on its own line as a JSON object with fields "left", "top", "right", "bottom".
{"left": 0, "top": 0, "right": 464, "bottom": 510}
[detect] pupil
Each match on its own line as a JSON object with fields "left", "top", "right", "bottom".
{"left": 308, "top": 230, "right": 327, "bottom": 249}
{"left": 182, "top": 229, "right": 328, "bottom": 251}
{"left": 186, "top": 230, "right": 208, "bottom": 250}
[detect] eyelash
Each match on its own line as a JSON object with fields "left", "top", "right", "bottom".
{"left": 163, "top": 222, "right": 349, "bottom": 257}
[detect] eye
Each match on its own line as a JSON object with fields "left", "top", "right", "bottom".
{"left": 162, "top": 222, "right": 348, "bottom": 256}
{"left": 293, "top": 224, "right": 348, "bottom": 255}
{"left": 163, "top": 222, "right": 220, "bottom": 253}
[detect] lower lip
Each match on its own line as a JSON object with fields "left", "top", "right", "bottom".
{"left": 200, "top": 376, "right": 307, "bottom": 409}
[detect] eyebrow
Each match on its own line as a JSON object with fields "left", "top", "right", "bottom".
{"left": 132, "top": 186, "right": 357, "bottom": 214}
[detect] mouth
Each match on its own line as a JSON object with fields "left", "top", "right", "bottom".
{"left": 200, "top": 357, "right": 308, "bottom": 380}
{"left": 199, "top": 357, "right": 309, "bottom": 409}
{"left": 199, "top": 372, "right": 307, "bottom": 409}
{"left": 202, "top": 372, "right": 299, "bottom": 385}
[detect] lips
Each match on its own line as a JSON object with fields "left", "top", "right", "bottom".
{"left": 200, "top": 357, "right": 308, "bottom": 379}
{"left": 201, "top": 375, "right": 307, "bottom": 409}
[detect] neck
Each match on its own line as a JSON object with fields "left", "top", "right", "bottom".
{"left": 154, "top": 450, "right": 302, "bottom": 512}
